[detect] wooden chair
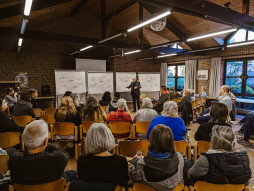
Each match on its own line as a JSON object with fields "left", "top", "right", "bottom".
{"left": 79, "top": 121, "right": 94, "bottom": 140}
{"left": 134, "top": 121, "right": 150, "bottom": 139}
{"left": 191, "top": 100, "right": 199, "bottom": 117}
{"left": 174, "top": 141, "right": 191, "bottom": 160}
{"left": 108, "top": 122, "right": 132, "bottom": 139}
{"left": 51, "top": 122, "right": 80, "bottom": 160}
{"left": 193, "top": 141, "right": 210, "bottom": 162}
{"left": 189, "top": 181, "right": 250, "bottom": 191}
{"left": 33, "top": 108, "right": 42, "bottom": 118}
{"left": 118, "top": 140, "right": 149, "bottom": 157}
{"left": 0, "top": 154, "right": 9, "bottom": 175}
{"left": 133, "top": 183, "right": 188, "bottom": 191}
{"left": 44, "top": 108, "right": 57, "bottom": 115}
{"left": 12, "top": 115, "right": 32, "bottom": 127}
{"left": 9, "top": 178, "right": 69, "bottom": 191}
{"left": 115, "top": 185, "right": 125, "bottom": 191}
{"left": 201, "top": 97, "right": 206, "bottom": 110}
{"left": 171, "top": 98, "right": 177, "bottom": 103}
{"left": 41, "top": 114, "right": 55, "bottom": 126}
{"left": 0, "top": 132, "right": 24, "bottom": 150}
{"left": 102, "top": 106, "right": 107, "bottom": 112}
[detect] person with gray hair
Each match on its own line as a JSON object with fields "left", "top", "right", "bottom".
{"left": 147, "top": 101, "right": 186, "bottom": 141}
{"left": 76, "top": 123, "right": 129, "bottom": 188}
{"left": 9, "top": 120, "right": 72, "bottom": 185}
{"left": 198, "top": 86, "right": 208, "bottom": 98}
{"left": 188, "top": 125, "right": 251, "bottom": 185}
{"left": 178, "top": 89, "right": 192, "bottom": 112}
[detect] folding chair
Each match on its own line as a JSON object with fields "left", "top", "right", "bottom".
{"left": 134, "top": 121, "right": 150, "bottom": 139}
{"left": 177, "top": 98, "right": 182, "bottom": 103}
{"left": 79, "top": 121, "right": 94, "bottom": 140}
{"left": 102, "top": 106, "right": 107, "bottom": 112}
{"left": 41, "top": 114, "right": 55, "bottom": 126}
{"left": 118, "top": 140, "right": 149, "bottom": 157}
{"left": 12, "top": 115, "right": 32, "bottom": 127}
{"left": 193, "top": 141, "right": 210, "bottom": 162}
{"left": 108, "top": 122, "right": 132, "bottom": 139}
{"left": 33, "top": 108, "right": 42, "bottom": 118}
{"left": 44, "top": 108, "right": 57, "bottom": 115}
{"left": 0, "top": 154, "right": 9, "bottom": 175}
{"left": 174, "top": 141, "right": 191, "bottom": 160}
{"left": 133, "top": 183, "right": 188, "bottom": 191}
{"left": 0, "top": 132, "right": 24, "bottom": 151}
{"left": 9, "top": 178, "right": 69, "bottom": 191}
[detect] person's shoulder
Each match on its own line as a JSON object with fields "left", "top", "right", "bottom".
{"left": 112, "top": 154, "right": 128, "bottom": 164}
{"left": 9, "top": 151, "right": 24, "bottom": 161}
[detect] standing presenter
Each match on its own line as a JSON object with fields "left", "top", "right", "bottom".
{"left": 126, "top": 77, "right": 141, "bottom": 112}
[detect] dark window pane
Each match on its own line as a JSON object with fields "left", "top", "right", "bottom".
{"left": 246, "top": 78, "right": 254, "bottom": 94}
{"left": 247, "top": 60, "right": 254, "bottom": 77}
{"left": 226, "top": 61, "right": 243, "bottom": 77}
{"left": 177, "top": 65, "right": 185, "bottom": 77}
{"left": 167, "top": 66, "right": 176, "bottom": 77}
{"left": 225, "top": 78, "right": 242, "bottom": 93}
{"left": 177, "top": 78, "right": 184, "bottom": 90}
{"left": 167, "top": 78, "right": 175, "bottom": 89}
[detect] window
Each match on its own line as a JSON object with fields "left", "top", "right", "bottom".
{"left": 228, "top": 29, "right": 254, "bottom": 44}
{"left": 224, "top": 59, "right": 254, "bottom": 97}
{"left": 167, "top": 64, "right": 185, "bottom": 91}
{"left": 171, "top": 43, "right": 183, "bottom": 49}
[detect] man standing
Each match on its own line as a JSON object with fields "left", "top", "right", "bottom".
{"left": 127, "top": 77, "right": 141, "bottom": 112}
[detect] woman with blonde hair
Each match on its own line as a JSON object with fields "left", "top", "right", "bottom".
{"left": 188, "top": 125, "right": 251, "bottom": 185}
{"left": 147, "top": 101, "right": 186, "bottom": 141}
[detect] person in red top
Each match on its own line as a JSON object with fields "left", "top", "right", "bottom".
{"left": 107, "top": 98, "right": 133, "bottom": 138}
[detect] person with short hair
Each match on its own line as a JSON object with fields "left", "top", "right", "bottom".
{"left": 153, "top": 85, "right": 170, "bottom": 114}
{"left": 75, "top": 123, "right": 129, "bottom": 189}
{"left": 28, "top": 89, "right": 38, "bottom": 108}
{"left": 9, "top": 120, "right": 71, "bottom": 185}
{"left": 5, "top": 87, "right": 18, "bottom": 114}
{"left": 13, "top": 93, "right": 35, "bottom": 118}
{"left": 106, "top": 92, "right": 129, "bottom": 114}
{"left": 188, "top": 125, "right": 251, "bottom": 185}
{"left": 169, "top": 86, "right": 181, "bottom": 100}
{"left": 126, "top": 77, "right": 141, "bottom": 112}
{"left": 147, "top": 101, "right": 185, "bottom": 141}
{"left": 99, "top": 91, "right": 111, "bottom": 107}
{"left": 129, "top": 124, "right": 185, "bottom": 191}
{"left": 64, "top": 91, "right": 72, "bottom": 97}
{"left": 195, "top": 103, "right": 231, "bottom": 141}
{"left": 178, "top": 89, "right": 192, "bottom": 112}
{"left": 198, "top": 86, "right": 208, "bottom": 98}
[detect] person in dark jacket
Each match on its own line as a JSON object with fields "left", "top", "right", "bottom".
{"left": 13, "top": 93, "right": 36, "bottom": 118}
{"left": 28, "top": 89, "right": 39, "bottom": 108}
{"left": 9, "top": 120, "right": 71, "bottom": 185}
{"left": 188, "top": 125, "right": 252, "bottom": 185}
{"left": 195, "top": 103, "right": 231, "bottom": 141}
{"left": 127, "top": 77, "right": 141, "bottom": 112}
{"left": 169, "top": 86, "right": 181, "bottom": 100}
{"left": 5, "top": 87, "right": 18, "bottom": 114}
{"left": 0, "top": 98, "right": 24, "bottom": 133}
{"left": 153, "top": 85, "right": 170, "bottom": 114}
{"left": 99, "top": 91, "right": 111, "bottom": 107}
{"left": 178, "top": 89, "right": 192, "bottom": 112}
{"left": 106, "top": 92, "right": 129, "bottom": 114}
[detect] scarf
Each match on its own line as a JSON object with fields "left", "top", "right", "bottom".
{"left": 147, "top": 150, "right": 171, "bottom": 159}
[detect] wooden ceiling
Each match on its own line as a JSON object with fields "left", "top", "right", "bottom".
{"left": 0, "top": 0, "right": 253, "bottom": 58}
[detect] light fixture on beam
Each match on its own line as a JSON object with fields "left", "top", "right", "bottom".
{"left": 98, "top": 33, "right": 123, "bottom": 44}
{"left": 80, "top": 45, "right": 93, "bottom": 52}
{"left": 227, "top": 40, "right": 254, "bottom": 48}
{"left": 20, "top": 18, "right": 28, "bottom": 34}
{"left": 18, "top": 38, "right": 23, "bottom": 47}
{"left": 137, "top": 57, "right": 154, "bottom": 61}
{"left": 24, "top": 0, "right": 33, "bottom": 16}
{"left": 187, "top": 28, "right": 237, "bottom": 41}
{"left": 127, "top": 10, "right": 171, "bottom": 32}
{"left": 157, "top": 53, "right": 177, "bottom": 58}
{"left": 188, "top": 47, "right": 221, "bottom": 53}
{"left": 124, "top": 50, "right": 141, "bottom": 55}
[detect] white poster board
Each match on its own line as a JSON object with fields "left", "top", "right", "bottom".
{"left": 116, "top": 72, "right": 136, "bottom": 92}
{"left": 55, "top": 70, "right": 86, "bottom": 95}
{"left": 138, "top": 73, "right": 160, "bottom": 92}
{"left": 88, "top": 72, "right": 113, "bottom": 94}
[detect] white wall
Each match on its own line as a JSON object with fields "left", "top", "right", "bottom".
{"left": 76, "top": 59, "right": 106, "bottom": 71}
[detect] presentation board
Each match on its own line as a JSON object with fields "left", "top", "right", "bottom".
{"left": 76, "top": 59, "right": 106, "bottom": 71}
{"left": 116, "top": 72, "right": 136, "bottom": 92}
{"left": 88, "top": 72, "right": 113, "bottom": 94}
{"left": 55, "top": 70, "right": 86, "bottom": 95}
{"left": 138, "top": 73, "right": 160, "bottom": 92}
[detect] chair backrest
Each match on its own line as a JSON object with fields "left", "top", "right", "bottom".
{"left": 173, "top": 183, "right": 186, "bottom": 191}
{"left": 33, "top": 108, "right": 42, "bottom": 118}
{"left": 41, "top": 114, "right": 55, "bottom": 126}
{"left": 191, "top": 100, "right": 197, "bottom": 109}
{"left": 108, "top": 122, "right": 131, "bottom": 135}
{"left": 133, "top": 183, "right": 155, "bottom": 191}
{"left": 12, "top": 115, "right": 32, "bottom": 127}
{"left": 44, "top": 108, "right": 57, "bottom": 115}
{"left": 171, "top": 98, "right": 177, "bottom": 103}
{"left": 197, "top": 141, "right": 210, "bottom": 156}
{"left": 193, "top": 181, "right": 245, "bottom": 191}
{"left": 0, "top": 132, "right": 22, "bottom": 149}
{"left": 201, "top": 98, "right": 206, "bottom": 105}
{"left": 135, "top": 121, "right": 150, "bottom": 135}
{"left": 102, "top": 106, "right": 107, "bottom": 112}
{"left": 53, "top": 122, "right": 76, "bottom": 136}
{"left": 0, "top": 154, "right": 9, "bottom": 174}
{"left": 81, "top": 121, "right": 94, "bottom": 134}
{"left": 11, "top": 178, "right": 67, "bottom": 191}
{"left": 175, "top": 141, "right": 189, "bottom": 157}
{"left": 119, "top": 140, "right": 149, "bottom": 157}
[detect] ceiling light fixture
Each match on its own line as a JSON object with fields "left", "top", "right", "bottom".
{"left": 127, "top": 10, "right": 171, "bottom": 32}
{"left": 20, "top": 18, "right": 28, "bottom": 34}
{"left": 24, "top": 0, "right": 33, "bottom": 16}
{"left": 157, "top": 53, "right": 177, "bottom": 58}
{"left": 187, "top": 28, "right": 237, "bottom": 41}
{"left": 98, "top": 33, "right": 123, "bottom": 44}
{"left": 124, "top": 50, "right": 141, "bottom": 55}
{"left": 227, "top": 40, "right": 254, "bottom": 48}
{"left": 18, "top": 38, "right": 23, "bottom": 46}
{"left": 80, "top": 45, "right": 93, "bottom": 52}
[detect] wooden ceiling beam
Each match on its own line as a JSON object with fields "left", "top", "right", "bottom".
{"left": 70, "top": 0, "right": 91, "bottom": 17}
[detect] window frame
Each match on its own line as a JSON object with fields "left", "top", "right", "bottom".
{"left": 167, "top": 63, "right": 185, "bottom": 91}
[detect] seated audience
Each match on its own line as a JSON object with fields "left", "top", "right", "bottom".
{"left": 13, "top": 93, "right": 36, "bottom": 118}
{"left": 9, "top": 120, "right": 71, "bottom": 185}
{"left": 169, "top": 86, "right": 181, "bottom": 100}
{"left": 188, "top": 125, "right": 251, "bottom": 185}
{"left": 28, "top": 89, "right": 38, "bottom": 108}
{"left": 5, "top": 87, "right": 18, "bottom": 114}
{"left": 198, "top": 86, "right": 208, "bottom": 98}
{"left": 178, "top": 89, "right": 192, "bottom": 112}
{"left": 147, "top": 101, "right": 186, "bottom": 141}
{"left": 99, "top": 91, "right": 111, "bottom": 106}
{"left": 153, "top": 85, "right": 170, "bottom": 114}
{"left": 195, "top": 103, "right": 231, "bottom": 141}
{"left": 70, "top": 93, "right": 83, "bottom": 113}
{"left": 0, "top": 98, "right": 24, "bottom": 133}
{"left": 106, "top": 92, "right": 129, "bottom": 113}
{"left": 75, "top": 123, "right": 129, "bottom": 189}
{"left": 130, "top": 124, "right": 185, "bottom": 191}
{"left": 81, "top": 97, "right": 106, "bottom": 122}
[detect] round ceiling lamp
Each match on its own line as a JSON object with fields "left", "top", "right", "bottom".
{"left": 150, "top": 17, "right": 167, "bottom": 31}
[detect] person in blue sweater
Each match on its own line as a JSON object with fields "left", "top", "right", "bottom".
{"left": 147, "top": 101, "right": 186, "bottom": 141}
